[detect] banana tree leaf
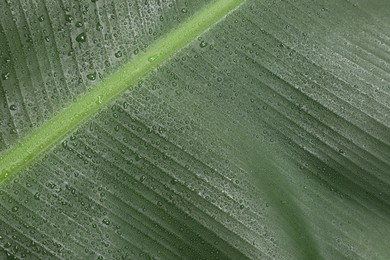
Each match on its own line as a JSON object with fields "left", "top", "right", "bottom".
{"left": 0, "top": 0, "right": 389, "bottom": 259}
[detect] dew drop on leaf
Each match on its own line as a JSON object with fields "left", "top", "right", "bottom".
{"left": 9, "top": 104, "right": 16, "bottom": 111}
{"left": 200, "top": 41, "right": 208, "bottom": 48}
{"left": 114, "top": 51, "right": 122, "bottom": 58}
{"left": 76, "top": 32, "right": 87, "bottom": 43}
{"left": 96, "top": 95, "right": 102, "bottom": 104}
{"left": 65, "top": 14, "right": 73, "bottom": 23}
{"left": 11, "top": 206, "right": 19, "bottom": 212}
{"left": 87, "top": 72, "right": 96, "bottom": 81}
{"left": 96, "top": 22, "right": 103, "bottom": 31}
{"left": 1, "top": 72, "right": 10, "bottom": 80}
{"left": 38, "top": 15, "right": 44, "bottom": 22}
{"left": 148, "top": 55, "right": 158, "bottom": 62}
{"left": 102, "top": 219, "right": 110, "bottom": 225}
{"left": 34, "top": 192, "right": 41, "bottom": 200}
{"left": 75, "top": 21, "right": 83, "bottom": 28}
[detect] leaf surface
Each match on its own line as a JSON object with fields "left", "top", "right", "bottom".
{"left": 0, "top": 0, "right": 389, "bottom": 259}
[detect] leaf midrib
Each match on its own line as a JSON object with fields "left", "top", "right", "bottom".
{"left": 0, "top": 0, "right": 245, "bottom": 181}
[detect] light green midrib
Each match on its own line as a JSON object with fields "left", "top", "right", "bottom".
{"left": 0, "top": 0, "right": 245, "bottom": 181}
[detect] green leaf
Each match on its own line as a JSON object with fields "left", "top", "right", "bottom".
{"left": 1, "top": 0, "right": 389, "bottom": 259}
{"left": 0, "top": 0, "right": 244, "bottom": 180}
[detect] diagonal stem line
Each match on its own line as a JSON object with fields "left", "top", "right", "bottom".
{"left": 0, "top": 0, "right": 245, "bottom": 180}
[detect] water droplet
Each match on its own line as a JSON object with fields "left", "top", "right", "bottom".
{"left": 158, "top": 126, "right": 165, "bottom": 134}
{"left": 76, "top": 32, "right": 87, "bottom": 43}
{"left": 34, "top": 192, "right": 41, "bottom": 200}
{"left": 200, "top": 41, "right": 208, "bottom": 48}
{"left": 96, "top": 22, "right": 103, "bottom": 31}
{"left": 9, "top": 104, "right": 16, "bottom": 111}
{"left": 114, "top": 51, "right": 122, "bottom": 58}
{"left": 1, "top": 72, "right": 10, "bottom": 80}
{"left": 75, "top": 21, "right": 83, "bottom": 28}
{"left": 181, "top": 8, "right": 188, "bottom": 13}
{"left": 38, "top": 15, "right": 44, "bottom": 22}
{"left": 96, "top": 95, "right": 102, "bottom": 104}
{"left": 11, "top": 206, "right": 19, "bottom": 212}
{"left": 148, "top": 55, "right": 158, "bottom": 62}
{"left": 65, "top": 15, "right": 73, "bottom": 23}
{"left": 338, "top": 149, "right": 345, "bottom": 154}
{"left": 87, "top": 72, "right": 96, "bottom": 80}
{"left": 102, "top": 219, "right": 110, "bottom": 225}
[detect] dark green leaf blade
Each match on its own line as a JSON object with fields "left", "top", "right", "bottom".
{"left": 0, "top": 0, "right": 389, "bottom": 259}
